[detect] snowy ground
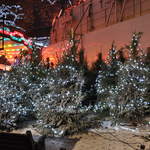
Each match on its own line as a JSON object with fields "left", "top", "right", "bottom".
{"left": 11, "top": 119, "right": 150, "bottom": 150}
{"left": 69, "top": 129, "right": 150, "bottom": 150}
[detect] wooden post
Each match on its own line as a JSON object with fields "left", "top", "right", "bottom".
{"left": 106, "top": 0, "right": 115, "bottom": 26}
{"left": 104, "top": 0, "right": 107, "bottom": 25}
{"left": 133, "top": 0, "right": 135, "bottom": 17}
{"left": 26, "top": 130, "right": 36, "bottom": 150}
{"left": 115, "top": 0, "right": 117, "bottom": 23}
{"left": 139, "top": 0, "right": 142, "bottom": 16}
{"left": 120, "top": 0, "right": 127, "bottom": 22}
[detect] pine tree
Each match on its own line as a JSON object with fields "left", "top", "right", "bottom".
{"left": 126, "top": 32, "right": 143, "bottom": 59}
{"left": 84, "top": 52, "right": 106, "bottom": 106}
{"left": 117, "top": 49, "right": 126, "bottom": 63}
{"left": 112, "top": 33, "right": 150, "bottom": 122}
{"left": 91, "top": 52, "right": 106, "bottom": 75}
{"left": 0, "top": 66, "right": 35, "bottom": 130}
{"left": 78, "top": 49, "right": 88, "bottom": 73}
{"left": 94, "top": 42, "right": 124, "bottom": 119}
{"left": 34, "top": 32, "right": 88, "bottom": 136}
{"left": 95, "top": 42, "right": 121, "bottom": 102}
{"left": 0, "top": 43, "right": 49, "bottom": 130}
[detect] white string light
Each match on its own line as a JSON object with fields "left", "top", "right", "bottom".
{"left": 0, "top": 4, "right": 24, "bottom": 30}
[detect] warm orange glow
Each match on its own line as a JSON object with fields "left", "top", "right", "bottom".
{"left": 0, "top": 37, "right": 29, "bottom": 64}
{"left": 42, "top": 46, "right": 64, "bottom": 65}
{"left": 42, "top": 40, "right": 72, "bottom": 66}
{"left": 0, "top": 64, "right": 11, "bottom": 71}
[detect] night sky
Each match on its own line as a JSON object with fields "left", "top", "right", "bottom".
{"left": 0, "top": 0, "right": 75, "bottom": 37}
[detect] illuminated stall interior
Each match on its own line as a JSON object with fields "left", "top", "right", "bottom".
{"left": 0, "top": 27, "right": 32, "bottom": 70}
{"left": 0, "top": 37, "right": 28, "bottom": 63}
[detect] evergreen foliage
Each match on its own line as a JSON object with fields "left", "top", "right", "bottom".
{"left": 0, "top": 63, "right": 35, "bottom": 130}
{"left": 111, "top": 33, "right": 150, "bottom": 122}
{"left": 34, "top": 33, "right": 88, "bottom": 136}
{"left": 0, "top": 43, "right": 47, "bottom": 130}
{"left": 95, "top": 34, "right": 150, "bottom": 122}
{"left": 0, "top": 32, "right": 149, "bottom": 134}
{"left": 95, "top": 42, "right": 121, "bottom": 102}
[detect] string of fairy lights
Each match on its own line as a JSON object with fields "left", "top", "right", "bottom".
{"left": 0, "top": 0, "right": 149, "bottom": 134}
{"left": 0, "top": 4, "right": 24, "bottom": 30}
{"left": 41, "top": 0, "right": 87, "bottom": 6}
{"left": 95, "top": 33, "right": 150, "bottom": 118}
{"left": 0, "top": 4, "right": 32, "bottom": 62}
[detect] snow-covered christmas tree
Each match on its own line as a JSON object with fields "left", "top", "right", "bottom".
{"left": 111, "top": 33, "right": 150, "bottom": 122}
{"left": 0, "top": 42, "right": 50, "bottom": 130}
{"left": 33, "top": 33, "right": 90, "bottom": 136}
{"left": 95, "top": 42, "right": 121, "bottom": 104}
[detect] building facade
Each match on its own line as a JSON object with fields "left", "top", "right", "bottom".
{"left": 43, "top": 0, "right": 150, "bottom": 65}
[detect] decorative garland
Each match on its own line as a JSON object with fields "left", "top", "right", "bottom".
{"left": 0, "top": 27, "right": 32, "bottom": 49}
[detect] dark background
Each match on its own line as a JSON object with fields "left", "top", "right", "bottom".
{"left": 0, "top": 0, "right": 75, "bottom": 37}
